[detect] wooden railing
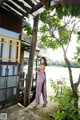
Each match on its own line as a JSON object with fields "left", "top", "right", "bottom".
{"left": 0, "top": 35, "right": 21, "bottom": 63}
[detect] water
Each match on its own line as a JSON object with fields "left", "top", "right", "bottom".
{"left": 45, "top": 66, "right": 80, "bottom": 96}
{"left": 46, "top": 66, "right": 80, "bottom": 83}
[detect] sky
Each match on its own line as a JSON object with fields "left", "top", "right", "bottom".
{"left": 47, "top": 35, "right": 78, "bottom": 61}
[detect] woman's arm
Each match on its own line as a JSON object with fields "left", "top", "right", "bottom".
{"left": 36, "top": 66, "right": 45, "bottom": 74}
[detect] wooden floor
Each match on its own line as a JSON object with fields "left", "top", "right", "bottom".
{"left": 27, "top": 97, "right": 58, "bottom": 120}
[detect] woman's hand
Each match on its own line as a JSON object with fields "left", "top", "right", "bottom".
{"left": 34, "top": 68, "right": 37, "bottom": 71}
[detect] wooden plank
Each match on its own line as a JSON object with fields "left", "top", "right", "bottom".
{"left": 5, "top": 1, "right": 25, "bottom": 15}
{"left": 12, "top": 0, "right": 30, "bottom": 12}
{"left": 23, "top": 3, "right": 43, "bottom": 17}
{"left": 24, "top": 0, "right": 35, "bottom": 7}
{"left": 30, "top": 3, "right": 43, "bottom": 14}
{"left": 0, "top": 0, "right": 8, "bottom": 7}
{"left": 3, "top": 4, "right": 22, "bottom": 19}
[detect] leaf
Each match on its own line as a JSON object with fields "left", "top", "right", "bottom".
{"left": 23, "top": 24, "right": 32, "bottom": 36}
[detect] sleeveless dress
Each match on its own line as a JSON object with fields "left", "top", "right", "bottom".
{"left": 35, "top": 67, "right": 48, "bottom": 105}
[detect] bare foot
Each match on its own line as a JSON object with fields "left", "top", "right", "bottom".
{"left": 43, "top": 102, "right": 48, "bottom": 107}
{"left": 33, "top": 105, "right": 37, "bottom": 108}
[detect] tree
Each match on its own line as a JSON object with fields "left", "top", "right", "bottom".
{"left": 40, "top": 4, "right": 80, "bottom": 112}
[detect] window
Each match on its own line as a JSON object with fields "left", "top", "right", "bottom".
{"left": 0, "top": 35, "right": 21, "bottom": 63}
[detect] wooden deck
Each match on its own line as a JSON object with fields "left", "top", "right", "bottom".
{"left": 0, "top": 79, "right": 58, "bottom": 120}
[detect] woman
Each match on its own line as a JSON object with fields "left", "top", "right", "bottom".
{"left": 34, "top": 57, "right": 48, "bottom": 108}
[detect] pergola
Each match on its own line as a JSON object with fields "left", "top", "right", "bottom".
{"left": 0, "top": 0, "right": 50, "bottom": 19}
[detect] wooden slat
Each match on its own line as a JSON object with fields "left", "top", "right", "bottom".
{"left": 5, "top": 1, "right": 25, "bottom": 15}
{"left": 3, "top": 4, "right": 22, "bottom": 19}
{"left": 30, "top": 3, "right": 43, "bottom": 14}
{"left": 0, "top": 0, "right": 8, "bottom": 7}
{"left": 12, "top": 0, "right": 30, "bottom": 12}
{"left": 23, "top": 2, "right": 43, "bottom": 17}
{"left": 24, "top": 0, "right": 35, "bottom": 7}
{"left": 0, "top": 6, "right": 10, "bottom": 13}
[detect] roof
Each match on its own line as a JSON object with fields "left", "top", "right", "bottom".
{"left": 21, "top": 39, "right": 31, "bottom": 51}
{"left": 0, "top": 0, "right": 51, "bottom": 19}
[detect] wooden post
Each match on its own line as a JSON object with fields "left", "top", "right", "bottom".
{"left": 26, "top": 14, "right": 39, "bottom": 106}
{"left": 20, "top": 50, "right": 24, "bottom": 72}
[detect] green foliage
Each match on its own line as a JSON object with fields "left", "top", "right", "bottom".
{"left": 56, "top": 4, "right": 80, "bottom": 18}
{"left": 24, "top": 59, "right": 28, "bottom": 66}
{"left": 58, "top": 27, "right": 70, "bottom": 45}
{"left": 74, "top": 46, "right": 80, "bottom": 67}
{"left": 40, "top": 34, "right": 60, "bottom": 49}
{"left": 74, "top": 30, "right": 80, "bottom": 63}
{"left": 48, "top": 60, "right": 78, "bottom": 68}
{"left": 39, "top": 4, "right": 80, "bottom": 57}
{"left": 40, "top": 5, "right": 75, "bottom": 51}
{"left": 49, "top": 80, "right": 80, "bottom": 120}
{"left": 23, "top": 24, "right": 32, "bottom": 36}
{"left": 78, "top": 58, "right": 80, "bottom": 68}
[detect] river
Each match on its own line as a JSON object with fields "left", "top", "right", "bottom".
{"left": 46, "top": 66, "right": 80, "bottom": 82}
{"left": 45, "top": 66, "right": 80, "bottom": 96}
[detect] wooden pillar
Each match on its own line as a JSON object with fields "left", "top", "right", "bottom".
{"left": 20, "top": 49, "right": 24, "bottom": 72}
{"left": 25, "top": 14, "right": 39, "bottom": 106}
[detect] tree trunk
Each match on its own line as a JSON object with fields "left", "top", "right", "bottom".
{"left": 64, "top": 54, "right": 78, "bottom": 113}
{"left": 26, "top": 15, "right": 39, "bottom": 106}
{"left": 73, "top": 83, "right": 78, "bottom": 111}
{"left": 64, "top": 55, "right": 74, "bottom": 90}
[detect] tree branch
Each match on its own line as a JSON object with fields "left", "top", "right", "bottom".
{"left": 76, "top": 74, "right": 80, "bottom": 87}
{"left": 65, "top": 19, "right": 80, "bottom": 53}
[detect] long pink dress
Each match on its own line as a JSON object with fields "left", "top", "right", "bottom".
{"left": 35, "top": 67, "right": 48, "bottom": 105}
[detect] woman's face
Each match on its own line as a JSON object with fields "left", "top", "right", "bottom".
{"left": 40, "top": 58, "right": 44, "bottom": 65}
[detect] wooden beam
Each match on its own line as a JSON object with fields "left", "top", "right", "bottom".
{"left": 24, "top": 0, "right": 35, "bottom": 7}
{"left": 23, "top": 3, "right": 43, "bottom": 17}
{"left": 30, "top": 3, "right": 43, "bottom": 14}
{"left": 5, "top": 1, "right": 25, "bottom": 15}
{"left": 0, "top": 0, "right": 8, "bottom": 7}
{"left": 26, "top": 14, "right": 39, "bottom": 106}
{"left": 12, "top": 0, "right": 30, "bottom": 13}
{"left": 3, "top": 4, "right": 22, "bottom": 19}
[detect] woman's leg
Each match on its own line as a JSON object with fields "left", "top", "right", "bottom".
{"left": 35, "top": 80, "right": 42, "bottom": 105}
{"left": 42, "top": 79, "right": 48, "bottom": 105}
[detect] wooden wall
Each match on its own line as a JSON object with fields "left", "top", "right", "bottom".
{"left": 0, "top": 8, "right": 22, "bottom": 39}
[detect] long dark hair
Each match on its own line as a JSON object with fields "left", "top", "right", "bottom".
{"left": 40, "top": 57, "right": 47, "bottom": 66}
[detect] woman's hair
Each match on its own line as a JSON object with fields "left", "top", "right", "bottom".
{"left": 40, "top": 57, "right": 47, "bottom": 66}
